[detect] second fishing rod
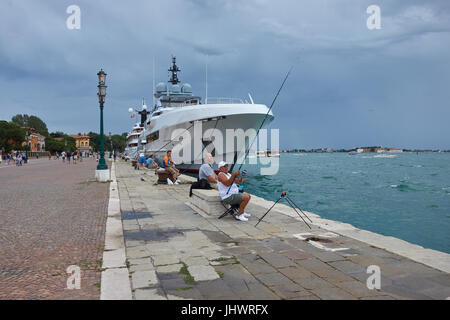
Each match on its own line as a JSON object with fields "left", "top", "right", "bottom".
{"left": 225, "top": 66, "right": 293, "bottom": 195}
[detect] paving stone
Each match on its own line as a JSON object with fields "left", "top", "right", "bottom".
{"left": 287, "top": 294, "right": 320, "bottom": 300}
{"left": 134, "top": 288, "right": 167, "bottom": 300}
{"left": 279, "top": 249, "right": 314, "bottom": 261}
{"left": 419, "top": 285, "right": 450, "bottom": 300}
{"left": 328, "top": 260, "right": 366, "bottom": 274}
{"left": 129, "top": 264, "right": 155, "bottom": 273}
{"left": 258, "top": 252, "right": 296, "bottom": 268}
{"left": 239, "top": 259, "right": 278, "bottom": 275}
{"left": 188, "top": 265, "right": 220, "bottom": 281}
{"left": 156, "top": 263, "right": 183, "bottom": 273}
{"left": 166, "top": 288, "right": 204, "bottom": 300}
{"left": 127, "top": 247, "right": 150, "bottom": 259}
{"left": 153, "top": 255, "right": 180, "bottom": 266}
{"left": 292, "top": 276, "right": 334, "bottom": 290}
{"left": 245, "top": 282, "right": 280, "bottom": 300}
{"left": 181, "top": 255, "right": 208, "bottom": 266}
{"left": 257, "top": 223, "right": 284, "bottom": 234}
{"left": 321, "top": 270, "right": 357, "bottom": 284}
{"left": 131, "top": 270, "right": 158, "bottom": 289}
{"left": 160, "top": 277, "right": 190, "bottom": 291}
{"left": 255, "top": 272, "right": 296, "bottom": 287}
{"left": 334, "top": 281, "right": 383, "bottom": 298}
{"left": 125, "top": 240, "right": 147, "bottom": 248}
{"left": 195, "top": 279, "right": 237, "bottom": 299}
{"left": 128, "top": 257, "right": 152, "bottom": 265}
{"left": 278, "top": 266, "right": 314, "bottom": 280}
{"left": 311, "top": 286, "right": 357, "bottom": 300}
{"left": 312, "top": 251, "right": 348, "bottom": 263}
{"left": 269, "top": 284, "right": 311, "bottom": 300}
{"left": 381, "top": 284, "right": 433, "bottom": 300}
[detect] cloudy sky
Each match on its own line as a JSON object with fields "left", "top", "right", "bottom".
{"left": 0, "top": 0, "right": 449, "bottom": 149}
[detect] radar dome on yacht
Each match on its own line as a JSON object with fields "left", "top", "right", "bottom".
{"left": 142, "top": 105, "right": 147, "bottom": 110}
{"left": 128, "top": 107, "right": 133, "bottom": 113}
{"left": 156, "top": 82, "right": 167, "bottom": 93}
{"left": 171, "top": 84, "right": 181, "bottom": 93}
{"left": 181, "top": 83, "right": 192, "bottom": 93}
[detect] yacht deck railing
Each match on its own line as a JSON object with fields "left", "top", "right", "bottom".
{"left": 205, "top": 97, "right": 247, "bottom": 104}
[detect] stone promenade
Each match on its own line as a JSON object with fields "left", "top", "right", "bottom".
{"left": 115, "top": 161, "right": 450, "bottom": 300}
{"left": 0, "top": 157, "right": 109, "bottom": 299}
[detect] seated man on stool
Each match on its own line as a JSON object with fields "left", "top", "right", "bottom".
{"left": 217, "top": 161, "right": 251, "bottom": 222}
{"left": 163, "top": 150, "right": 180, "bottom": 184}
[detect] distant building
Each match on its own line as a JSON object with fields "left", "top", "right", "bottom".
{"left": 386, "top": 148, "right": 403, "bottom": 153}
{"left": 21, "top": 128, "right": 46, "bottom": 152}
{"left": 70, "top": 134, "right": 91, "bottom": 153}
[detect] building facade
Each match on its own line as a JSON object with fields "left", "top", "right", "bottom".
{"left": 22, "top": 131, "right": 46, "bottom": 152}
{"left": 70, "top": 134, "right": 91, "bottom": 153}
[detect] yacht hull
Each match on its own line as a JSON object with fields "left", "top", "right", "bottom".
{"left": 143, "top": 103, "right": 273, "bottom": 171}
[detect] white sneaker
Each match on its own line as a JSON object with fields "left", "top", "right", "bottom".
{"left": 167, "top": 178, "right": 174, "bottom": 185}
{"left": 243, "top": 212, "right": 251, "bottom": 217}
{"left": 174, "top": 180, "right": 179, "bottom": 185}
{"left": 234, "top": 214, "right": 248, "bottom": 222}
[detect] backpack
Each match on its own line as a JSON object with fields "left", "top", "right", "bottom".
{"left": 189, "top": 178, "right": 213, "bottom": 197}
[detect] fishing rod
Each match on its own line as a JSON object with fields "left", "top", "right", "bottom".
{"left": 226, "top": 66, "right": 293, "bottom": 194}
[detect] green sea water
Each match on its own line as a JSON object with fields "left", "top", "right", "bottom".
{"left": 242, "top": 152, "right": 450, "bottom": 254}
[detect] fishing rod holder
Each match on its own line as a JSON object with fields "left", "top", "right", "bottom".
{"left": 255, "top": 191, "right": 312, "bottom": 229}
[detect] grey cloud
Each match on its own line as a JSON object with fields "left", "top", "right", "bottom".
{"left": 0, "top": 0, "right": 449, "bottom": 149}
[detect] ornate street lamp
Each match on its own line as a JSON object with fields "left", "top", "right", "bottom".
{"left": 95, "top": 69, "right": 109, "bottom": 181}
{"left": 109, "top": 132, "right": 113, "bottom": 159}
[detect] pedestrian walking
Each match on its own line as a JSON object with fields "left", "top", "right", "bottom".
{"left": 48, "top": 152, "right": 52, "bottom": 160}
{"left": 16, "top": 154, "right": 22, "bottom": 166}
{"left": 7, "top": 153, "right": 11, "bottom": 165}
{"left": 67, "top": 151, "right": 71, "bottom": 163}
{"left": 61, "top": 151, "right": 66, "bottom": 163}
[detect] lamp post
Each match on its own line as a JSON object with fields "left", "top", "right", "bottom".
{"left": 109, "top": 132, "right": 113, "bottom": 159}
{"left": 95, "top": 69, "right": 110, "bottom": 181}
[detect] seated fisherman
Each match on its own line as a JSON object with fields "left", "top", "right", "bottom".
{"left": 189, "top": 153, "right": 215, "bottom": 197}
{"left": 145, "top": 154, "right": 157, "bottom": 169}
{"left": 163, "top": 150, "right": 180, "bottom": 183}
{"left": 217, "top": 161, "right": 251, "bottom": 222}
{"left": 199, "top": 153, "right": 217, "bottom": 184}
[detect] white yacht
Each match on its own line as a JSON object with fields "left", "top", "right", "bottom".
{"left": 142, "top": 56, "right": 274, "bottom": 172}
{"left": 123, "top": 123, "right": 143, "bottom": 160}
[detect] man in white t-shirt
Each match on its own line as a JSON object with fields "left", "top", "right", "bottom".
{"left": 217, "top": 161, "right": 251, "bottom": 222}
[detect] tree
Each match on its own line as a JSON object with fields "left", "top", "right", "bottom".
{"left": 45, "top": 137, "right": 65, "bottom": 153}
{"left": 0, "top": 121, "right": 26, "bottom": 153}
{"left": 88, "top": 132, "right": 127, "bottom": 153}
{"left": 65, "top": 136, "right": 77, "bottom": 152}
{"left": 88, "top": 132, "right": 100, "bottom": 152}
{"left": 11, "top": 114, "right": 48, "bottom": 135}
{"left": 50, "top": 131, "right": 65, "bottom": 138}
{"left": 11, "top": 114, "right": 49, "bottom": 136}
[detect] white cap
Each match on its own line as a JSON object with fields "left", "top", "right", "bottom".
{"left": 218, "top": 161, "right": 228, "bottom": 168}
